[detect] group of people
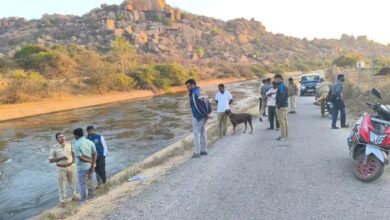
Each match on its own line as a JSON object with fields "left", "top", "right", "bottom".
{"left": 185, "top": 74, "right": 293, "bottom": 159}
{"left": 258, "top": 75, "right": 298, "bottom": 140}
{"left": 50, "top": 74, "right": 348, "bottom": 207}
{"left": 317, "top": 74, "right": 349, "bottom": 129}
{"left": 49, "top": 126, "right": 108, "bottom": 207}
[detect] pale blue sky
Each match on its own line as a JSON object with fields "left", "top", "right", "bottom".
{"left": 1, "top": 0, "right": 389, "bottom": 44}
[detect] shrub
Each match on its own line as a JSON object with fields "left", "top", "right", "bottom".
{"left": 333, "top": 53, "right": 364, "bottom": 67}
{"left": 154, "top": 63, "right": 188, "bottom": 86}
{"left": 130, "top": 66, "right": 157, "bottom": 89}
{"left": 251, "top": 65, "right": 267, "bottom": 78}
{"left": 2, "top": 69, "right": 48, "bottom": 103}
{"left": 109, "top": 73, "right": 136, "bottom": 91}
{"left": 210, "top": 28, "right": 220, "bottom": 36}
{"left": 0, "top": 57, "right": 5, "bottom": 68}
{"left": 196, "top": 48, "right": 205, "bottom": 58}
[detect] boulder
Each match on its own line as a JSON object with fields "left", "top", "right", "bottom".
{"left": 106, "top": 19, "right": 115, "bottom": 30}
{"left": 115, "top": 28, "right": 124, "bottom": 37}
{"left": 125, "top": 26, "right": 133, "bottom": 34}
{"left": 238, "top": 33, "right": 249, "bottom": 44}
{"left": 107, "top": 11, "right": 116, "bottom": 19}
{"left": 125, "top": 0, "right": 165, "bottom": 11}
{"left": 135, "top": 31, "right": 148, "bottom": 44}
{"left": 174, "top": 9, "right": 181, "bottom": 21}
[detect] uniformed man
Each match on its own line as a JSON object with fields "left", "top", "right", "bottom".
{"left": 49, "top": 133, "right": 79, "bottom": 208}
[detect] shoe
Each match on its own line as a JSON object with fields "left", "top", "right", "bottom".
{"left": 192, "top": 154, "right": 201, "bottom": 159}
{"left": 288, "top": 111, "right": 293, "bottom": 114}
{"left": 72, "top": 196, "right": 80, "bottom": 202}
{"left": 332, "top": 126, "right": 339, "bottom": 129}
{"left": 267, "top": 128, "right": 273, "bottom": 130}
{"left": 259, "top": 117, "right": 263, "bottom": 122}
{"left": 263, "top": 114, "right": 268, "bottom": 117}
{"left": 276, "top": 136, "right": 283, "bottom": 141}
{"left": 292, "top": 111, "right": 297, "bottom": 114}
{"left": 200, "top": 151, "right": 208, "bottom": 156}
{"left": 341, "top": 124, "right": 349, "bottom": 128}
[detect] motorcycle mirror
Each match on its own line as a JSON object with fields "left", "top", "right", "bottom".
{"left": 371, "top": 88, "right": 382, "bottom": 99}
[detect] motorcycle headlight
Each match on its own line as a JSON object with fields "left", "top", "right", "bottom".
{"left": 369, "top": 131, "right": 386, "bottom": 145}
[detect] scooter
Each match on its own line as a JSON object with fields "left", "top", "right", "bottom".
{"left": 348, "top": 88, "right": 390, "bottom": 182}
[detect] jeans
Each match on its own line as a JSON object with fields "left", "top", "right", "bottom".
{"left": 192, "top": 117, "right": 207, "bottom": 155}
{"left": 77, "top": 169, "right": 95, "bottom": 202}
{"left": 96, "top": 156, "right": 106, "bottom": 185}
{"left": 332, "top": 98, "right": 346, "bottom": 127}
{"left": 268, "top": 106, "right": 279, "bottom": 129}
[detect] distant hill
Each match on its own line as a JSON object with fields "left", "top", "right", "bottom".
{"left": 1, "top": 0, "right": 389, "bottom": 66}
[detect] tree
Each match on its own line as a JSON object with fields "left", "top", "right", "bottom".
{"left": 333, "top": 53, "right": 364, "bottom": 67}
{"left": 130, "top": 66, "right": 157, "bottom": 89}
{"left": 110, "top": 37, "right": 136, "bottom": 74}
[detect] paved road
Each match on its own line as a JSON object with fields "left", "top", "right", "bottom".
{"left": 106, "top": 97, "right": 390, "bottom": 220}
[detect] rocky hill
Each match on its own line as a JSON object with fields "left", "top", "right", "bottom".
{"left": 1, "top": 0, "right": 390, "bottom": 65}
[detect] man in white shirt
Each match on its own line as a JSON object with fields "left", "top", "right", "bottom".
{"left": 266, "top": 81, "right": 280, "bottom": 130}
{"left": 215, "top": 84, "right": 233, "bottom": 136}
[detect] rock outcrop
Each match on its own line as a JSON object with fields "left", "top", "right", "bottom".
{"left": 0, "top": 0, "right": 389, "bottom": 65}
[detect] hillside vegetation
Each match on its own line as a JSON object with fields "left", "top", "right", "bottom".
{"left": 0, "top": 0, "right": 389, "bottom": 103}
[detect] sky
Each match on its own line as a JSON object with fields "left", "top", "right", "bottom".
{"left": 0, "top": 0, "right": 389, "bottom": 45}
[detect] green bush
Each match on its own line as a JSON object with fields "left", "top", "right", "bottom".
{"left": 333, "top": 53, "right": 364, "bottom": 67}
{"left": 110, "top": 73, "right": 136, "bottom": 91}
{"left": 154, "top": 63, "right": 188, "bottom": 86}
{"left": 196, "top": 48, "right": 206, "bottom": 58}
{"left": 131, "top": 66, "right": 157, "bottom": 89}
{"left": 0, "top": 58, "right": 5, "bottom": 68}
{"left": 2, "top": 69, "right": 48, "bottom": 103}
{"left": 251, "top": 65, "right": 267, "bottom": 78}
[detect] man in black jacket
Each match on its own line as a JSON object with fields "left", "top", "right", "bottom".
{"left": 275, "top": 74, "right": 289, "bottom": 140}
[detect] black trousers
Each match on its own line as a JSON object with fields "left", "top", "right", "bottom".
{"left": 268, "top": 106, "right": 279, "bottom": 129}
{"left": 96, "top": 156, "right": 106, "bottom": 184}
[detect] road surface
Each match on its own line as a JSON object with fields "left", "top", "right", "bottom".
{"left": 106, "top": 97, "right": 390, "bottom": 220}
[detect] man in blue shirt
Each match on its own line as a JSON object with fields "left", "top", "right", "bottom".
{"left": 185, "top": 79, "right": 209, "bottom": 158}
{"left": 73, "top": 128, "right": 97, "bottom": 203}
{"left": 331, "top": 74, "right": 349, "bottom": 129}
{"left": 275, "top": 74, "right": 289, "bottom": 140}
{"left": 87, "top": 125, "right": 108, "bottom": 185}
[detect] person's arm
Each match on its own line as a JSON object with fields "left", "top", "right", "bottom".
{"left": 89, "top": 145, "right": 97, "bottom": 174}
{"left": 101, "top": 136, "right": 108, "bottom": 156}
{"left": 215, "top": 93, "right": 218, "bottom": 104}
{"left": 229, "top": 92, "right": 233, "bottom": 104}
{"left": 75, "top": 144, "right": 93, "bottom": 163}
{"left": 193, "top": 90, "right": 208, "bottom": 116}
{"left": 294, "top": 84, "right": 299, "bottom": 95}
{"left": 49, "top": 147, "right": 67, "bottom": 163}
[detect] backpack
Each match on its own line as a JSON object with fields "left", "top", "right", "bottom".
{"left": 200, "top": 96, "right": 212, "bottom": 115}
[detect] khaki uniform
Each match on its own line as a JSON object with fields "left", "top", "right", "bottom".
{"left": 287, "top": 82, "right": 298, "bottom": 112}
{"left": 49, "top": 142, "right": 77, "bottom": 203}
{"left": 317, "top": 82, "right": 330, "bottom": 116}
{"left": 277, "top": 107, "right": 289, "bottom": 138}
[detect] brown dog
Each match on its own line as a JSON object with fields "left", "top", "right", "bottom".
{"left": 225, "top": 109, "right": 253, "bottom": 134}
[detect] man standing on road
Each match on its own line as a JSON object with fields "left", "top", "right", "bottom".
{"left": 331, "top": 74, "right": 349, "bottom": 129}
{"left": 73, "top": 128, "right": 97, "bottom": 203}
{"left": 185, "top": 79, "right": 210, "bottom": 158}
{"left": 87, "top": 126, "right": 108, "bottom": 186}
{"left": 215, "top": 84, "right": 233, "bottom": 137}
{"left": 259, "top": 78, "right": 272, "bottom": 122}
{"left": 49, "top": 133, "right": 79, "bottom": 208}
{"left": 317, "top": 78, "right": 330, "bottom": 117}
{"left": 275, "top": 74, "right": 289, "bottom": 140}
{"left": 258, "top": 79, "right": 266, "bottom": 120}
{"left": 287, "top": 77, "right": 298, "bottom": 114}
{"left": 266, "top": 81, "right": 280, "bottom": 130}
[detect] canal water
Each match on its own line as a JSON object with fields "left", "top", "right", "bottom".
{"left": 0, "top": 80, "right": 259, "bottom": 220}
